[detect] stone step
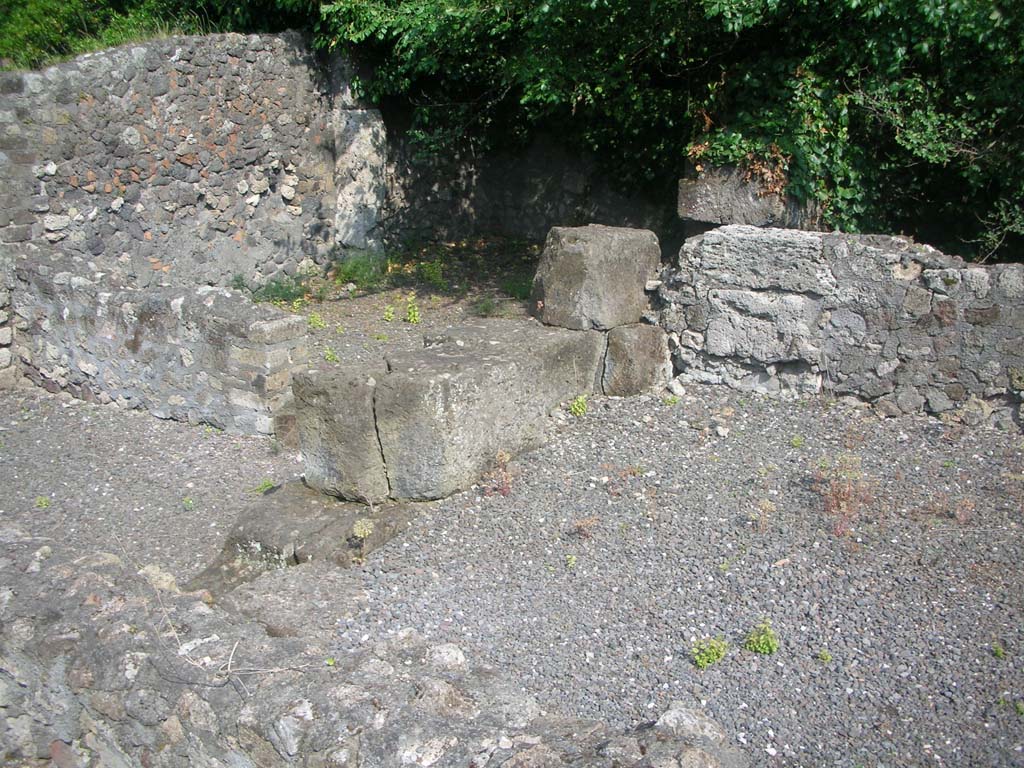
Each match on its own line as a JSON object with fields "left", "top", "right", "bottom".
{"left": 295, "top": 319, "right": 605, "bottom": 502}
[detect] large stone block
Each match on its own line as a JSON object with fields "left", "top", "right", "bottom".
{"left": 532, "top": 225, "right": 661, "bottom": 330}
{"left": 376, "top": 321, "right": 604, "bottom": 500}
{"left": 293, "top": 364, "right": 390, "bottom": 503}
{"left": 603, "top": 323, "right": 671, "bottom": 396}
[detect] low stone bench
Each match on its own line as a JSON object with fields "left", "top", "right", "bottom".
{"left": 294, "top": 320, "right": 606, "bottom": 502}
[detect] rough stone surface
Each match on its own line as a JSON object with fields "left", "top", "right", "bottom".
{"left": 0, "top": 251, "right": 14, "bottom": 386}
{"left": 186, "top": 480, "right": 415, "bottom": 596}
{"left": 659, "top": 225, "right": 1024, "bottom": 429}
{"left": 295, "top": 320, "right": 605, "bottom": 501}
{"left": 0, "top": 531, "right": 745, "bottom": 768}
{"left": 603, "top": 323, "right": 672, "bottom": 396}
{"left": 0, "top": 33, "right": 367, "bottom": 290}
{"left": 532, "top": 225, "right": 662, "bottom": 330}
{"left": 678, "top": 164, "right": 820, "bottom": 229}
{"left": 13, "top": 251, "right": 306, "bottom": 433}
{"left": 293, "top": 364, "right": 390, "bottom": 502}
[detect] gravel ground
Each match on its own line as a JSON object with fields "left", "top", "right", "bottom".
{"left": 328, "top": 389, "right": 1024, "bottom": 767}
{"left": 3, "top": 375, "right": 1023, "bottom": 767}
{"left": 0, "top": 387, "right": 300, "bottom": 580}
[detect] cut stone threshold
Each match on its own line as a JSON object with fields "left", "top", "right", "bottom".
{"left": 185, "top": 481, "right": 415, "bottom": 597}
{"left": 294, "top": 318, "right": 670, "bottom": 504}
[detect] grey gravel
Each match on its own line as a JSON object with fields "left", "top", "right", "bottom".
{"left": 0, "top": 387, "right": 300, "bottom": 579}
{"left": 331, "top": 388, "right": 1024, "bottom": 767}
{"left": 3, "top": 382, "right": 1023, "bottom": 767}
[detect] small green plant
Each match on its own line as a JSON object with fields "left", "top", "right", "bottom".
{"left": 790, "top": 435, "right": 806, "bottom": 448}
{"left": 405, "top": 296, "right": 421, "bottom": 324}
{"left": 382, "top": 304, "right": 395, "bottom": 322}
{"left": 181, "top": 497, "right": 196, "bottom": 511}
{"left": 691, "top": 637, "right": 728, "bottom": 669}
{"left": 251, "top": 479, "right": 276, "bottom": 494}
{"left": 817, "top": 648, "right": 833, "bottom": 663}
{"left": 325, "top": 657, "right": 336, "bottom": 667}
{"left": 352, "top": 518, "right": 375, "bottom": 540}
{"left": 252, "top": 276, "right": 307, "bottom": 305}
{"left": 417, "top": 258, "right": 447, "bottom": 290}
{"left": 663, "top": 395, "right": 680, "bottom": 406}
{"left": 743, "top": 620, "right": 780, "bottom": 654}
{"left": 941, "top": 458, "right": 956, "bottom": 469}
{"left": 565, "top": 553, "right": 577, "bottom": 570}
{"left": 335, "top": 324, "right": 345, "bottom": 334}
{"left": 1016, "top": 701, "right": 1024, "bottom": 717}
{"left": 203, "top": 425, "right": 221, "bottom": 438}
{"left": 308, "top": 312, "right": 326, "bottom": 329}
{"left": 993, "top": 642, "right": 1007, "bottom": 660}
{"left": 230, "top": 274, "right": 247, "bottom": 291}
{"left": 332, "top": 251, "right": 388, "bottom": 291}
{"left": 372, "top": 332, "right": 389, "bottom": 342}
{"left": 323, "top": 347, "right": 340, "bottom": 363}
{"left": 472, "top": 296, "right": 500, "bottom": 317}
{"left": 34, "top": 496, "right": 51, "bottom": 509}
{"left": 569, "top": 395, "right": 588, "bottom": 418}
{"left": 501, "top": 273, "right": 533, "bottom": 301}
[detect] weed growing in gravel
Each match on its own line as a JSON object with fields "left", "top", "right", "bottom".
{"left": 1017, "top": 701, "right": 1024, "bottom": 717}
{"left": 417, "top": 259, "right": 447, "bottom": 291}
{"left": 34, "top": 496, "right": 50, "bottom": 509}
{"left": 251, "top": 479, "right": 276, "bottom": 494}
{"left": 744, "top": 620, "right": 780, "bottom": 654}
{"left": 569, "top": 395, "right": 588, "bottom": 418}
{"left": 753, "top": 499, "right": 776, "bottom": 533}
{"left": 818, "top": 648, "right": 833, "bottom": 663}
{"left": 692, "top": 637, "right": 728, "bottom": 669}
{"left": 372, "top": 333, "right": 389, "bottom": 342}
{"left": 307, "top": 312, "right": 326, "bottom": 330}
{"left": 472, "top": 296, "right": 500, "bottom": 317}
{"left": 790, "top": 435, "right": 806, "bottom": 448}
{"left": 813, "top": 454, "right": 873, "bottom": 536}
{"left": 332, "top": 251, "right": 389, "bottom": 292}
{"left": 324, "top": 347, "right": 340, "bottom": 363}
{"left": 571, "top": 516, "right": 600, "bottom": 538}
{"left": 382, "top": 304, "right": 395, "bottom": 322}
{"left": 565, "top": 554, "right": 578, "bottom": 570}
{"left": 181, "top": 497, "right": 195, "bottom": 511}
{"left": 663, "top": 395, "right": 680, "bottom": 406}
{"left": 993, "top": 642, "right": 1007, "bottom": 660}
{"left": 404, "top": 296, "right": 421, "bottom": 324}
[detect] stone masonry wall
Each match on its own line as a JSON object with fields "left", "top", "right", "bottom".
{"left": 13, "top": 250, "right": 307, "bottom": 434}
{"left": 659, "top": 226, "right": 1024, "bottom": 429}
{"left": 0, "top": 251, "right": 13, "bottom": 386}
{"left": 0, "top": 33, "right": 364, "bottom": 290}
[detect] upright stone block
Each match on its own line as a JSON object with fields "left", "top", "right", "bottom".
{"left": 532, "top": 225, "right": 661, "bottom": 330}
{"left": 293, "top": 365, "right": 390, "bottom": 503}
{"left": 376, "top": 321, "right": 605, "bottom": 500}
{"left": 603, "top": 323, "right": 671, "bottom": 396}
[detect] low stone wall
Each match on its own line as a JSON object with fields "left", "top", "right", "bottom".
{"left": 0, "top": 251, "right": 13, "bottom": 386}
{"left": 659, "top": 226, "right": 1024, "bottom": 428}
{"left": 13, "top": 251, "right": 306, "bottom": 433}
{"left": 0, "top": 532, "right": 747, "bottom": 768}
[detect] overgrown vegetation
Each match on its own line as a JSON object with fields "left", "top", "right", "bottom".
{"left": 8, "top": 1, "right": 1020, "bottom": 258}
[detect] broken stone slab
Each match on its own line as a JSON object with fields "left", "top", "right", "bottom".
{"left": 292, "top": 363, "right": 389, "bottom": 504}
{"left": 185, "top": 480, "right": 414, "bottom": 597}
{"left": 377, "top": 321, "right": 605, "bottom": 500}
{"left": 532, "top": 224, "right": 661, "bottom": 330}
{"left": 603, "top": 323, "right": 672, "bottom": 396}
{"left": 678, "top": 164, "right": 820, "bottom": 229}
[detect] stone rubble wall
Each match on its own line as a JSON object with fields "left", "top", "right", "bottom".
{"left": 0, "top": 32, "right": 355, "bottom": 290}
{"left": 13, "top": 250, "right": 307, "bottom": 433}
{"left": 0, "top": 251, "right": 13, "bottom": 386}
{"left": 659, "top": 225, "right": 1024, "bottom": 429}
{"left": 0, "top": 533, "right": 747, "bottom": 768}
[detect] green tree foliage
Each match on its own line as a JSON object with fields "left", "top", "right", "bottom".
{"left": 320, "top": 0, "right": 1024, "bottom": 260}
